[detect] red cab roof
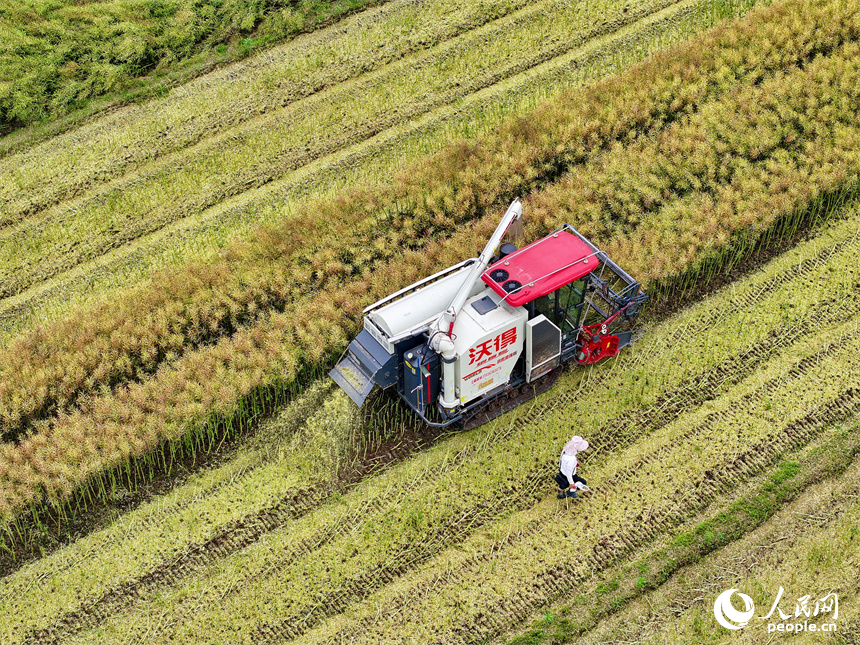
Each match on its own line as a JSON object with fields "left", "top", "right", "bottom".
{"left": 481, "top": 230, "right": 598, "bottom": 306}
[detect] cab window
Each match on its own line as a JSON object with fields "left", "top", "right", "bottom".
{"left": 533, "top": 278, "right": 587, "bottom": 336}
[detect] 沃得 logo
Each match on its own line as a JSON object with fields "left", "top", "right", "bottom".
{"left": 714, "top": 589, "right": 755, "bottom": 630}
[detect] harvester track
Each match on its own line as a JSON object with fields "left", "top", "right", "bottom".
{"left": 248, "top": 458, "right": 566, "bottom": 644}
{"left": 0, "top": 0, "right": 536, "bottom": 224}
{"left": 17, "top": 414, "right": 472, "bottom": 644}
{"left": 553, "top": 459, "right": 860, "bottom": 644}
{"left": 460, "top": 368, "right": 561, "bottom": 431}
{"left": 18, "top": 485, "right": 330, "bottom": 645}
{"left": 484, "top": 389, "right": 860, "bottom": 643}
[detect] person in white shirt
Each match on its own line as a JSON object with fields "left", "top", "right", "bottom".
{"left": 555, "top": 435, "right": 589, "bottom": 499}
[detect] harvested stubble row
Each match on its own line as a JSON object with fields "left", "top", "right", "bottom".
{"left": 569, "top": 451, "right": 860, "bottom": 645}
{"left": 0, "top": 0, "right": 833, "bottom": 304}
{"left": 10, "top": 350, "right": 860, "bottom": 642}
{"left": 0, "top": 0, "right": 731, "bottom": 342}
{"left": 0, "top": 0, "right": 852, "bottom": 443}
{"left": 0, "top": 0, "right": 536, "bottom": 223}
{"left": 2, "top": 0, "right": 860, "bottom": 527}
{"left": 0, "top": 383, "right": 349, "bottom": 623}
{"left": 0, "top": 0, "right": 759, "bottom": 345}
{"left": 3, "top": 209, "right": 859, "bottom": 644}
{"left": 0, "top": 0, "right": 684, "bottom": 301}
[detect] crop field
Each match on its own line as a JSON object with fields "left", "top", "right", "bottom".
{"left": 2, "top": 198, "right": 859, "bottom": 644}
{"left": 2, "top": 0, "right": 860, "bottom": 642}
{"left": 0, "top": 0, "right": 756, "bottom": 341}
{"left": 1, "top": 0, "right": 858, "bottom": 522}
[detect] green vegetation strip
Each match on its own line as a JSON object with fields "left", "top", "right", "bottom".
{"left": 2, "top": 208, "right": 858, "bottom": 642}
{"left": 0, "top": 0, "right": 756, "bottom": 344}
{"left": 574, "top": 451, "right": 860, "bottom": 645}
{"left": 0, "top": 0, "right": 389, "bottom": 134}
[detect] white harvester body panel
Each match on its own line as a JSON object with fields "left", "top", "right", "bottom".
{"left": 452, "top": 289, "right": 527, "bottom": 406}
{"left": 363, "top": 261, "right": 485, "bottom": 353}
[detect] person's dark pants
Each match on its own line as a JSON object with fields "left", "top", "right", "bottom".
{"left": 555, "top": 471, "right": 586, "bottom": 489}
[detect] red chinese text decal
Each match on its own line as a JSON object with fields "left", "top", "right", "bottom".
{"left": 468, "top": 327, "right": 517, "bottom": 365}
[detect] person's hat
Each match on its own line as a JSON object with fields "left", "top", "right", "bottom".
{"left": 563, "top": 435, "right": 589, "bottom": 454}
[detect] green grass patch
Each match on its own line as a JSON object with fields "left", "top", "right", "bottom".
{"left": 0, "top": 0, "right": 388, "bottom": 135}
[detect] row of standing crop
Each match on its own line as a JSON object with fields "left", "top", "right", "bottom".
{"left": 0, "top": 0, "right": 751, "bottom": 346}
{"left": 1, "top": 0, "right": 858, "bottom": 527}
{"left": 0, "top": 0, "right": 839, "bottom": 439}
{"left": 0, "top": 0, "right": 746, "bottom": 346}
{"left": 530, "top": 37, "right": 860, "bottom": 285}
{"left": 0, "top": 0, "right": 720, "bottom": 426}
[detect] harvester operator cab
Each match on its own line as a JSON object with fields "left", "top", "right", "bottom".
{"left": 480, "top": 224, "right": 645, "bottom": 366}
{"left": 531, "top": 278, "right": 588, "bottom": 353}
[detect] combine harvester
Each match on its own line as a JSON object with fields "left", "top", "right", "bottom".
{"left": 330, "top": 200, "right": 647, "bottom": 428}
